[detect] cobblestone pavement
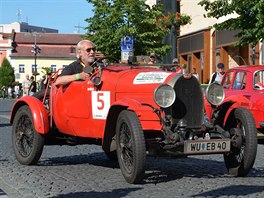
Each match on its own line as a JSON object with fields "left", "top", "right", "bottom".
{"left": 0, "top": 99, "right": 263, "bottom": 197}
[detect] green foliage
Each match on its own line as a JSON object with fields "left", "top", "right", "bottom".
{"left": 0, "top": 58, "right": 15, "bottom": 88}
{"left": 41, "top": 67, "right": 52, "bottom": 75}
{"left": 199, "top": 0, "right": 264, "bottom": 46}
{"left": 84, "top": 0, "right": 191, "bottom": 59}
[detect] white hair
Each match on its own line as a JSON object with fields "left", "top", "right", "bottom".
{"left": 76, "top": 40, "right": 95, "bottom": 58}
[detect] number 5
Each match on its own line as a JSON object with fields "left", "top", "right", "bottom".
{"left": 97, "top": 93, "right": 104, "bottom": 110}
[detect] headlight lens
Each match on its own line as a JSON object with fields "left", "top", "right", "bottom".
{"left": 206, "top": 83, "right": 225, "bottom": 106}
{"left": 154, "top": 84, "right": 176, "bottom": 108}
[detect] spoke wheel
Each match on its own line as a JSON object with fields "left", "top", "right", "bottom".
{"left": 116, "top": 110, "right": 146, "bottom": 184}
{"left": 224, "top": 108, "right": 257, "bottom": 176}
{"left": 12, "top": 106, "right": 44, "bottom": 165}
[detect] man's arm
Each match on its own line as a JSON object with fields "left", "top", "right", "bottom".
{"left": 55, "top": 72, "right": 90, "bottom": 86}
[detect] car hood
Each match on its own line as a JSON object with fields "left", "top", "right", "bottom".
{"left": 101, "top": 65, "right": 175, "bottom": 94}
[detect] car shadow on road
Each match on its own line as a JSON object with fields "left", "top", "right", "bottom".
{"left": 144, "top": 155, "right": 264, "bottom": 184}
{"left": 39, "top": 152, "right": 119, "bottom": 169}
{"left": 192, "top": 185, "right": 264, "bottom": 197}
{"left": 38, "top": 152, "right": 264, "bottom": 184}
{"left": 51, "top": 188, "right": 142, "bottom": 198}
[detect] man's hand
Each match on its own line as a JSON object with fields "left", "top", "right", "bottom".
{"left": 78, "top": 72, "right": 90, "bottom": 81}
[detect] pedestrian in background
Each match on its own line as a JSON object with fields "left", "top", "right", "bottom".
{"left": 182, "top": 64, "right": 187, "bottom": 74}
{"left": 1, "top": 86, "right": 6, "bottom": 99}
{"left": 148, "top": 53, "right": 156, "bottom": 64}
{"left": 28, "top": 76, "right": 37, "bottom": 96}
{"left": 7, "top": 87, "right": 12, "bottom": 98}
{"left": 22, "top": 74, "right": 31, "bottom": 96}
{"left": 209, "top": 63, "right": 225, "bottom": 84}
{"left": 40, "top": 72, "right": 51, "bottom": 90}
{"left": 192, "top": 68, "right": 199, "bottom": 81}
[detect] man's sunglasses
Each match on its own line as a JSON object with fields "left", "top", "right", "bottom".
{"left": 150, "top": 56, "right": 155, "bottom": 58}
{"left": 84, "top": 47, "right": 96, "bottom": 53}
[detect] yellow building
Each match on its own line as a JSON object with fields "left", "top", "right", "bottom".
{"left": 8, "top": 32, "right": 83, "bottom": 83}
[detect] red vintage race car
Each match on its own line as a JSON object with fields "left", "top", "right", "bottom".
{"left": 10, "top": 58, "right": 257, "bottom": 184}
{"left": 205, "top": 65, "right": 264, "bottom": 139}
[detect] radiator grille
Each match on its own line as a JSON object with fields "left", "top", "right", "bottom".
{"left": 171, "top": 76, "right": 203, "bottom": 127}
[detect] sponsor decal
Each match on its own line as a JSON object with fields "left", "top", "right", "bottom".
{"left": 133, "top": 72, "right": 171, "bottom": 84}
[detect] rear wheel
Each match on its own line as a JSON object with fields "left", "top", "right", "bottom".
{"left": 224, "top": 108, "right": 257, "bottom": 176}
{"left": 12, "top": 106, "right": 44, "bottom": 165}
{"left": 116, "top": 110, "right": 146, "bottom": 184}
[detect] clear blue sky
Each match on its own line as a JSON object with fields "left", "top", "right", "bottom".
{"left": 0, "top": 0, "right": 94, "bottom": 34}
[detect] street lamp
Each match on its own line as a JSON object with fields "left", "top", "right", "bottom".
{"left": 31, "top": 35, "right": 41, "bottom": 80}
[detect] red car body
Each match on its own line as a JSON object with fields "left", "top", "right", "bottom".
{"left": 205, "top": 65, "right": 264, "bottom": 138}
{"left": 10, "top": 60, "right": 258, "bottom": 184}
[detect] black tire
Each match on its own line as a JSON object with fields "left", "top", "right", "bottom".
{"left": 116, "top": 110, "right": 146, "bottom": 184}
{"left": 224, "top": 108, "right": 257, "bottom": 176}
{"left": 12, "top": 106, "right": 45, "bottom": 165}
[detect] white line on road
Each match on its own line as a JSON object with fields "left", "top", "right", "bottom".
{"left": 0, "top": 115, "right": 10, "bottom": 120}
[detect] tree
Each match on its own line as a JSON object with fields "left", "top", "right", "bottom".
{"left": 199, "top": 0, "right": 264, "bottom": 46}
{"left": 41, "top": 67, "right": 52, "bottom": 75}
{"left": 0, "top": 58, "right": 15, "bottom": 88}
{"left": 84, "top": 0, "right": 191, "bottom": 59}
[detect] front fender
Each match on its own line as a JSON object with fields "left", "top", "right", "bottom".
{"left": 222, "top": 96, "right": 251, "bottom": 126}
{"left": 10, "top": 96, "right": 50, "bottom": 134}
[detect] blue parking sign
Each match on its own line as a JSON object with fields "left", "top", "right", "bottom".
{"left": 121, "top": 35, "right": 134, "bottom": 51}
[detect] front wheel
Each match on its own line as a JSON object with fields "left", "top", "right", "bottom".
{"left": 224, "top": 108, "right": 257, "bottom": 176}
{"left": 116, "top": 110, "right": 146, "bottom": 184}
{"left": 12, "top": 106, "right": 45, "bottom": 165}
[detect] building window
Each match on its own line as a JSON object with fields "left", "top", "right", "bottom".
{"left": 19, "top": 64, "right": 25, "bottom": 73}
{"left": 51, "top": 65, "right": 56, "bottom": 73}
{"left": 32, "top": 64, "right": 38, "bottom": 73}
{"left": 63, "top": 65, "right": 68, "bottom": 68}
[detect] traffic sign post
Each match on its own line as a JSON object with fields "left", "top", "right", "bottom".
{"left": 121, "top": 35, "right": 134, "bottom": 62}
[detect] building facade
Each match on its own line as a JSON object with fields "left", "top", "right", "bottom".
{"left": 178, "top": 0, "right": 262, "bottom": 83}
{"left": 0, "top": 32, "right": 83, "bottom": 83}
{"left": 146, "top": 0, "right": 263, "bottom": 83}
{"left": 0, "top": 22, "right": 58, "bottom": 34}
{"left": 10, "top": 32, "right": 83, "bottom": 83}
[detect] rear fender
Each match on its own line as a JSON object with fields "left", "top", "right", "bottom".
{"left": 10, "top": 96, "right": 50, "bottom": 134}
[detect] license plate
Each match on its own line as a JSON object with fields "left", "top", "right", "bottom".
{"left": 184, "top": 139, "right": 230, "bottom": 154}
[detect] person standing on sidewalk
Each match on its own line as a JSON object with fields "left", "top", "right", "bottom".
{"left": 22, "top": 74, "right": 31, "bottom": 96}
{"left": 28, "top": 76, "right": 37, "bottom": 96}
{"left": 209, "top": 63, "right": 225, "bottom": 84}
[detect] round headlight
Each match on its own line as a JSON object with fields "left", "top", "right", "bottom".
{"left": 206, "top": 83, "right": 225, "bottom": 106}
{"left": 154, "top": 84, "right": 176, "bottom": 108}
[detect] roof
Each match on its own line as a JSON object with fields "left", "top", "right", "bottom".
{"left": 229, "top": 65, "right": 264, "bottom": 72}
{"left": 13, "top": 32, "right": 83, "bottom": 45}
{"left": 10, "top": 46, "right": 77, "bottom": 58}
{"left": 10, "top": 32, "right": 84, "bottom": 58}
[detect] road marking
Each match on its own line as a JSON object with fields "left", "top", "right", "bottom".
{"left": 0, "top": 189, "right": 8, "bottom": 198}
{"left": 0, "top": 115, "right": 10, "bottom": 120}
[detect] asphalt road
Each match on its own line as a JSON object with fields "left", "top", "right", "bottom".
{"left": 0, "top": 99, "right": 263, "bottom": 198}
